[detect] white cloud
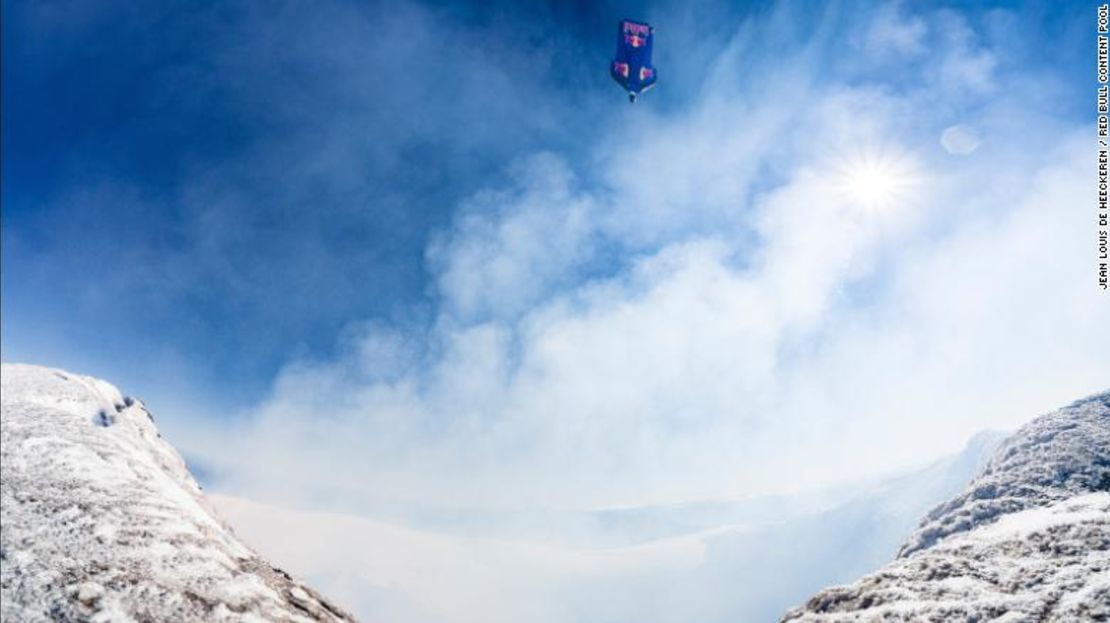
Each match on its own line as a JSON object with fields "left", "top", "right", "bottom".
{"left": 934, "top": 11, "right": 999, "bottom": 95}
{"left": 155, "top": 5, "right": 1110, "bottom": 623}
{"left": 428, "top": 153, "right": 598, "bottom": 322}
{"left": 180, "top": 0, "right": 1107, "bottom": 563}
{"left": 863, "top": 2, "right": 928, "bottom": 56}
{"left": 211, "top": 432, "right": 1000, "bottom": 623}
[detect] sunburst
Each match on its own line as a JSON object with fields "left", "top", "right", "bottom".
{"left": 832, "top": 147, "right": 922, "bottom": 211}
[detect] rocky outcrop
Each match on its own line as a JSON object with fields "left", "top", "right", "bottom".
{"left": 0, "top": 364, "right": 355, "bottom": 622}
{"left": 782, "top": 392, "right": 1110, "bottom": 622}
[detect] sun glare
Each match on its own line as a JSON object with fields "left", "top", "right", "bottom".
{"left": 833, "top": 149, "right": 921, "bottom": 210}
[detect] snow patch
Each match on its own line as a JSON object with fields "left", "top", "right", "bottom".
{"left": 1, "top": 363, "right": 354, "bottom": 622}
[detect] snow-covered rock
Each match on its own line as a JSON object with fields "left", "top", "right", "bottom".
{"left": 782, "top": 392, "right": 1110, "bottom": 622}
{"left": 0, "top": 363, "right": 354, "bottom": 622}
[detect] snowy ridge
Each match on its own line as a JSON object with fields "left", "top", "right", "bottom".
{"left": 782, "top": 391, "right": 1110, "bottom": 622}
{"left": 0, "top": 364, "right": 354, "bottom": 622}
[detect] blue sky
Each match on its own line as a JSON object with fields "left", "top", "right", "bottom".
{"left": 5, "top": 1, "right": 1109, "bottom": 620}
{"left": 4, "top": 0, "right": 1104, "bottom": 498}
{"left": 0, "top": 0, "right": 1090, "bottom": 396}
{"left": 3, "top": 0, "right": 743, "bottom": 403}
{"left": 0, "top": 0, "right": 1101, "bottom": 493}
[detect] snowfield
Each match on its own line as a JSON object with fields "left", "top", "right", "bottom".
{"left": 783, "top": 392, "right": 1110, "bottom": 622}
{"left": 0, "top": 364, "right": 353, "bottom": 622}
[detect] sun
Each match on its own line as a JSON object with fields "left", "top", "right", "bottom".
{"left": 832, "top": 148, "right": 921, "bottom": 210}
